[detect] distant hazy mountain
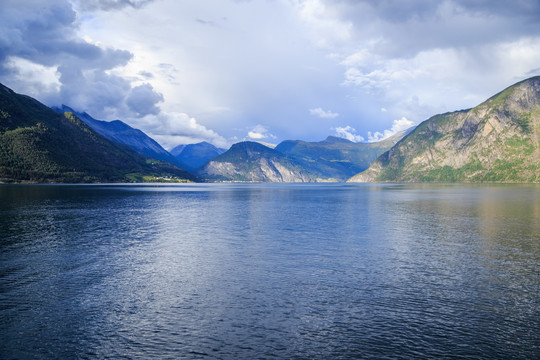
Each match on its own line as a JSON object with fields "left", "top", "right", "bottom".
{"left": 52, "top": 105, "right": 186, "bottom": 169}
{"left": 0, "top": 83, "right": 195, "bottom": 183}
{"left": 170, "top": 141, "right": 226, "bottom": 171}
{"left": 169, "top": 144, "right": 186, "bottom": 157}
{"left": 274, "top": 132, "right": 410, "bottom": 180}
{"left": 348, "top": 76, "right": 540, "bottom": 183}
{"left": 197, "top": 141, "right": 326, "bottom": 182}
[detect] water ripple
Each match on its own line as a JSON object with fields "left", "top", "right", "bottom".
{"left": 1, "top": 184, "right": 539, "bottom": 359}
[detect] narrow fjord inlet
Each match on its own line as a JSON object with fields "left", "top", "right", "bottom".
{"left": 1, "top": 1, "right": 540, "bottom": 359}
{"left": 1, "top": 184, "right": 538, "bottom": 359}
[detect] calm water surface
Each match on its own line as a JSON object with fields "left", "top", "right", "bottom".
{"left": 0, "top": 183, "right": 539, "bottom": 359}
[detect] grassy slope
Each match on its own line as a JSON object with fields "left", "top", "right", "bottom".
{"left": 350, "top": 76, "right": 540, "bottom": 183}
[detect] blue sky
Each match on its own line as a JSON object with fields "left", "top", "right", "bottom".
{"left": 2, "top": 0, "right": 540, "bottom": 149}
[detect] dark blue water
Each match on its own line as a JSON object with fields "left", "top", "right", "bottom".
{"left": 1, "top": 183, "right": 539, "bottom": 359}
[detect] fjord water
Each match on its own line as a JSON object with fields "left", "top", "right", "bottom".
{"left": 1, "top": 184, "right": 538, "bottom": 359}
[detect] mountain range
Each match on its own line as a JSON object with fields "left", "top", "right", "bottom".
{"left": 348, "top": 76, "right": 540, "bottom": 183}
{"left": 275, "top": 132, "right": 411, "bottom": 179}
{"left": 197, "top": 131, "right": 409, "bottom": 182}
{"left": 1, "top": 77, "right": 538, "bottom": 184}
{"left": 0, "top": 83, "right": 195, "bottom": 183}
{"left": 197, "top": 141, "right": 318, "bottom": 182}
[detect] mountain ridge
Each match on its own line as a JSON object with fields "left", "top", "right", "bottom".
{"left": 197, "top": 141, "right": 323, "bottom": 182}
{"left": 52, "top": 105, "right": 187, "bottom": 169}
{"left": 197, "top": 129, "right": 411, "bottom": 182}
{"left": 274, "top": 129, "right": 411, "bottom": 180}
{"left": 348, "top": 76, "right": 540, "bottom": 183}
{"left": 0, "top": 83, "right": 195, "bottom": 183}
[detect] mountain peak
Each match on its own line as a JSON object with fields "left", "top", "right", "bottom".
{"left": 349, "top": 76, "right": 540, "bottom": 183}
{"left": 228, "top": 141, "right": 276, "bottom": 155}
{"left": 170, "top": 141, "right": 226, "bottom": 171}
{"left": 0, "top": 82, "right": 195, "bottom": 183}
{"left": 323, "top": 136, "right": 354, "bottom": 144}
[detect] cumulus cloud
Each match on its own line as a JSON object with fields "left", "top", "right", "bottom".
{"left": 334, "top": 126, "right": 365, "bottom": 142}
{"left": 309, "top": 107, "right": 339, "bottom": 119}
{"left": 298, "top": 0, "right": 540, "bottom": 123}
{"left": 294, "top": 0, "right": 353, "bottom": 48}
{"left": 142, "top": 112, "right": 228, "bottom": 149}
{"left": 0, "top": 0, "right": 171, "bottom": 123}
{"left": 367, "top": 117, "right": 414, "bottom": 143}
{"left": 247, "top": 124, "right": 276, "bottom": 140}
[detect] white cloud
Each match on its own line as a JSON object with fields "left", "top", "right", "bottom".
{"left": 334, "top": 126, "right": 364, "bottom": 142}
{"left": 248, "top": 131, "right": 266, "bottom": 139}
{"left": 309, "top": 107, "right": 339, "bottom": 119}
{"left": 247, "top": 124, "right": 276, "bottom": 140}
{"left": 2, "top": 56, "right": 61, "bottom": 102}
{"left": 140, "top": 112, "right": 228, "bottom": 149}
{"left": 367, "top": 117, "right": 414, "bottom": 143}
{"left": 293, "top": 0, "right": 353, "bottom": 48}
{"left": 340, "top": 49, "right": 376, "bottom": 67}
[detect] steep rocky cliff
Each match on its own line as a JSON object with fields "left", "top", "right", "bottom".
{"left": 348, "top": 76, "right": 540, "bottom": 183}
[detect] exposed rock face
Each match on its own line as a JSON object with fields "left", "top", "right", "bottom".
{"left": 202, "top": 157, "right": 313, "bottom": 182}
{"left": 198, "top": 141, "right": 319, "bottom": 182}
{"left": 348, "top": 76, "right": 540, "bottom": 183}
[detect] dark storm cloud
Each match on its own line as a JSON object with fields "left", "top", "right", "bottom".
{"left": 0, "top": 0, "right": 163, "bottom": 119}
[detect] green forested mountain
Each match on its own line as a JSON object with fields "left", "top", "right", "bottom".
{"left": 0, "top": 83, "right": 195, "bottom": 183}
{"left": 52, "top": 105, "right": 188, "bottom": 169}
{"left": 348, "top": 76, "right": 540, "bottom": 183}
{"left": 275, "top": 131, "right": 410, "bottom": 180}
